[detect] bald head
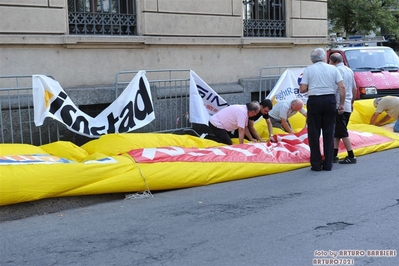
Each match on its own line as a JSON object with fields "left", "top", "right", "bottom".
{"left": 373, "top": 97, "right": 382, "bottom": 108}
{"left": 291, "top": 99, "right": 304, "bottom": 111}
{"left": 329, "top": 53, "right": 343, "bottom": 65}
{"left": 246, "top": 101, "right": 261, "bottom": 117}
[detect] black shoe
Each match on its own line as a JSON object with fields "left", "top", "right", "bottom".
{"left": 322, "top": 160, "right": 332, "bottom": 171}
{"left": 311, "top": 163, "right": 323, "bottom": 171}
{"left": 339, "top": 156, "right": 357, "bottom": 164}
{"left": 311, "top": 167, "right": 322, "bottom": 171}
{"left": 333, "top": 156, "right": 339, "bottom": 163}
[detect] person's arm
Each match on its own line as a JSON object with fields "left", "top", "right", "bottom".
{"left": 281, "top": 118, "right": 294, "bottom": 133}
{"left": 351, "top": 86, "right": 357, "bottom": 112}
{"left": 245, "top": 122, "right": 257, "bottom": 142}
{"left": 299, "top": 84, "right": 308, "bottom": 93}
{"left": 370, "top": 112, "right": 382, "bottom": 125}
{"left": 265, "top": 118, "right": 275, "bottom": 141}
{"left": 337, "top": 81, "right": 346, "bottom": 113}
{"left": 375, "top": 114, "right": 392, "bottom": 126}
{"left": 352, "top": 86, "right": 357, "bottom": 104}
{"left": 248, "top": 120, "right": 264, "bottom": 142}
{"left": 238, "top": 127, "right": 245, "bottom": 144}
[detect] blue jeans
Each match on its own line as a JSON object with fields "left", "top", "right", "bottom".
{"left": 394, "top": 118, "right": 399, "bottom": 132}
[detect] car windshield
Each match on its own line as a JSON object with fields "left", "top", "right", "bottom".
{"left": 344, "top": 48, "right": 399, "bottom": 70}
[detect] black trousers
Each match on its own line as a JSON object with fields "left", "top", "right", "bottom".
{"left": 208, "top": 122, "right": 233, "bottom": 145}
{"left": 306, "top": 94, "right": 336, "bottom": 171}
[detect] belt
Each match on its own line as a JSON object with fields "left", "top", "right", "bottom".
{"left": 308, "top": 94, "right": 335, "bottom": 98}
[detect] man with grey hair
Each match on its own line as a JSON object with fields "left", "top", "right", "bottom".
{"left": 329, "top": 52, "right": 357, "bottom": 164}
{"left": 208, "top": 101, "right": 261, "bottom": 145}
{"left": 370, "top": 96, "right": 399, "bottom": 132}
{"left": 299, "top": 48, "right": 346, "bottom": 171}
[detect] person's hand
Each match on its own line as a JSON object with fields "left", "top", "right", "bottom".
{"left": 338, "top": 104, "right": 345, "bottom": 114}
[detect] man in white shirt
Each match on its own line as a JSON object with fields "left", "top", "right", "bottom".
{"left": 300, "top": 48, "right": 346, "bottom": 171}
{"left": 329, "top": 52, "right": 357, "bottom": 164}
{"left": 268, "top": 99, "right": 307, "bottom": 134}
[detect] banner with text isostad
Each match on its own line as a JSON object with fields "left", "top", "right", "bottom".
{"left": 32, "top": 71, "right": 155, "bottom": 138}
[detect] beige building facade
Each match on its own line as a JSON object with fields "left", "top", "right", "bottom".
{"left": 0, "top": 0, "right": 328, "bottom": 88}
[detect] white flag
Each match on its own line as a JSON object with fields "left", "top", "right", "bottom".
{"left": 32, "top": 71, "right": 155, "bottom": 138}
{"left": 189, "top": 70, "right": 228, "bottom": 125}
{"left": 267, "top": 68, "right": 307, "bottom": 104}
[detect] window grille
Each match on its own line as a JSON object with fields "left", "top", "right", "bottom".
{"left": 243, "top": 0, "right": 286, "bottom": 37}
{"left": 68, "top": 0, "right": 137, "bottom": 35}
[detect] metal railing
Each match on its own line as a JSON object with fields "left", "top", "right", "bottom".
{"left": 243, "top": 0, "right": 286, "bottom": 37}
{"left": 0, "top": 70, "right": 199, "bottom": 145}
{"left": 1, "top": 67, "right": 311, "bottom": 145}
{"left": 68, "top": 0, "right": 137, "bottom": 35}
{"left": 258, "top": 65, "right": 306, "bottom": 101}
{"left": 68, "top": 0, "right": 286, "bottom": 37}
{"left": 114, "top": 69, "right": 198, "bottom": 136}
{"left": 0, "top": 75, "right": 62, "bottom": 145}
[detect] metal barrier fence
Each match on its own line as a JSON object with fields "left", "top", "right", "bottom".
{"left": 114, "top": 69, "right": 198, "bottom": 136}
{"left": 0, "top": 70, "right": 198, "bottom": 145}
{"left": 0, "top": 75, "right": 62, "bottom": 146}
{"left": 1, "top": 67, "right": 308, "bottom": 145}
{"left": 258, "top": 65, "right": 307, "bottom": 101}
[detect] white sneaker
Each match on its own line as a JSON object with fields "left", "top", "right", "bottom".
{"left": 200, "top": 133, "right": 208, "bottom": 139}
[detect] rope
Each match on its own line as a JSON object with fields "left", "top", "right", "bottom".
{"left": 124, "top": 155, "right": 153, "bottom": 200}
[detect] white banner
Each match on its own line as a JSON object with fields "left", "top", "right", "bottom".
{"left": 189, "top": 70, "right": 229, "bottom": 125}
{"left": 267, "top": 68, "right": 308, "bottom": 104}
{"left": 32, "top": 71, "right": 155, "bottom": 138}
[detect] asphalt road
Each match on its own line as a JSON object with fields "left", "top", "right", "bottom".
{"left": 1, "top": 148, "right": 398, "bottom": 266}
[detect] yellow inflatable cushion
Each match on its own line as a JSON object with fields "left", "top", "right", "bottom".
{"left": 351, "top": 98, "right": 396, "bottom": 125}
{"left": 0, "top": 143, "right": 46, "bottom": 156}
{"left": 41, "top": 141, "right": 89, "bottom": 162}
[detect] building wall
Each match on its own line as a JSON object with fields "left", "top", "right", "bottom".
{"left": 0, "top": 0, "right": 67, "bottom": 33}
{"left": 0, "top": 0, "right": 328, "bottom": 88}
{"left": 141, "top": 0, "right": 243, "bottom": 36}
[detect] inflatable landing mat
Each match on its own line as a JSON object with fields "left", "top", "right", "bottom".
{"left": 1, "top": 99, "right": 398, "bottom": 206}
